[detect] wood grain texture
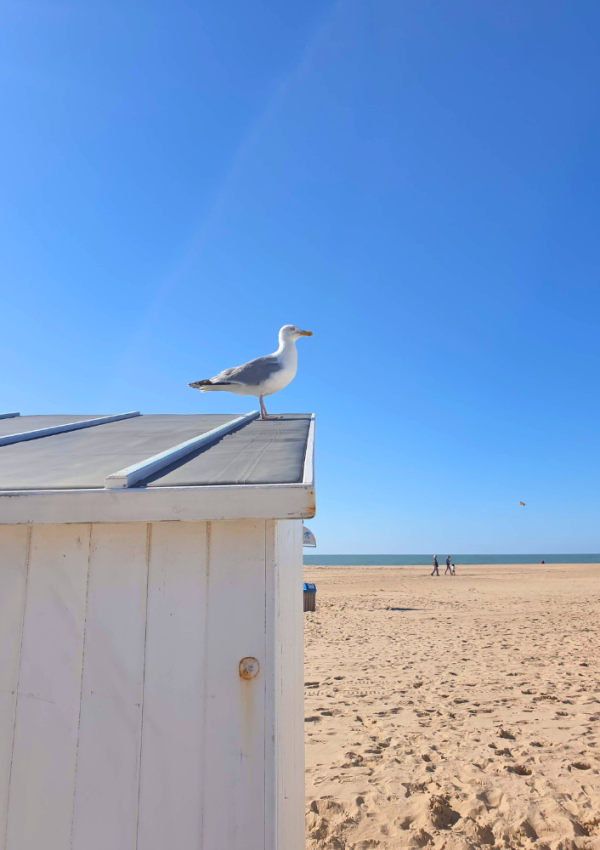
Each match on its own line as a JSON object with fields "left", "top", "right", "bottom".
{"left": 137, "top": 521, "right": 208, "bottom": 849}
{"left": 0, "top": 527, "right": 29, "bottom": 850}
{"left": 201, "top": 520, "right": 267, "bottom": 850}
{"left": 5, "top": 524, "right": 91, "bottom": 850}
{"left": 70, "top": 523, "right": 149, "bottom": 850}
{"left": 0, "top": 518, "right": 306, "bottom": 850}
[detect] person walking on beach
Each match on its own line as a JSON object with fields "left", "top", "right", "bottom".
{"left": 445, "top": 555, "right": 452, "bottom": 575}
{"left": 431, "top": 555, "right": 439, "bottom": 576}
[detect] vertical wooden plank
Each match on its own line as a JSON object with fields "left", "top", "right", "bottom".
{"left": 137, "top": 521, "right": 208, "bottom": 849}
{"left": 201, "top": 520, "right": 267, "bottom": 850}
{"left": 0, "top": 527, "right": 30, "bottom": 850}
{"left": 263, "top": 521, "right": 278, "bottom": 850}
{"left": 5, "top": 524, "right": 91, "bottom": 850}
{"left": 265, "top": 520, "right": 304, "bottom": 850}
{"left": 283, "top": 520, "right": 305, "bottom": 850}
{"left": 71, "top": 523, "right": 149, "bottom": 850}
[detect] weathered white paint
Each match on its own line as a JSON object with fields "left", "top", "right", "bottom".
{"left": 201, "top": 520, "right": 268, "bottom": 849}
{"left": 265, "top": 520, "right": 305, "bottom": 850}
{"left": 104, "top": 411, "right": 260, "bottom": 488}
{"left": 0, "top": 414, "right": 19, "bottom": 420}
{"left": 0, "top": 411, "right": 141, "bottom": 447}
{"left": 0, "top": 519, "right": 305, "bottom": 849}
{"left": 136, "top": 521, "right": 208, "bottom": 849}
{"left": 71, "top": 523, "right": 149, "bottom": 850}
{"left": 5, "top": 524, "right": 91, "bottom": 850}
{"left": 302, "top": 414, "right": 315, "bottom": 485}
{"left": 0, "top": 482, "right": 315, "bottom": 525}
{"left": 0, "top": 527, "right": 29, "bottom": 850}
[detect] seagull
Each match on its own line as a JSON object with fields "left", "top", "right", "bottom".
{"left": 189, "top": 324, "right": 313, "bottom": 419}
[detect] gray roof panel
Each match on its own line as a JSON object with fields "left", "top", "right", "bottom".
{"left": 0, "top": 414, "right": 239, "bottom": 490}
{"left": 145, "top": 415, "right": 311, "bottom": 487}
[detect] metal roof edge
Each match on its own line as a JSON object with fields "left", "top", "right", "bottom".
{"left": 302, "top": 414, "right": 315, "bottom": 485}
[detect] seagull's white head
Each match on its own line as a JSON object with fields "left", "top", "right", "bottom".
{"left": 279, "top": 324, "right": 313, "bottom": 343}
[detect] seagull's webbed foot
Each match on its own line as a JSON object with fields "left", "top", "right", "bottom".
{"left": 259, "top": 396, "right": 270, "bottom": 420}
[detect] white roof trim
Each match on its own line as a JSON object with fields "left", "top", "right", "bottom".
{"left": 302, "top": 414, "right": 315, "bottom": 485}
{"left": 0, "top": 411, "right": 141, "bottom": 447}
{"left": 0, "top": 482, "right": 315, "bottom": 525}
{"left": 104, "top": 410, "right": 260, "bottom": 489}
{"left": 0, "top": 413, "right": 20, "bottom": 420}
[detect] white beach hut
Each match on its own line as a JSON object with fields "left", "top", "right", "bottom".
{"left": 0, "top": 410, "right": 315, "bottom": 850}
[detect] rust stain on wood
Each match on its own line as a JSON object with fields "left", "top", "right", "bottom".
{"left": 239, "top": 657, "right": 260, "bottom": 680}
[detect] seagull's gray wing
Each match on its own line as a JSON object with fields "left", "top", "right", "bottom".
{"left": 211, "top": 354, "right": 281, "bottom": 386}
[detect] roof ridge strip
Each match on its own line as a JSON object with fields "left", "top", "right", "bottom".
{"left": 0, "top": 411, "right": 141, "bottom": 447}
{"left": 104, "top": 410, "right": 261, "bottom": 489}
{"left": 0, "top": 412, "right": 20, "bottom": 420}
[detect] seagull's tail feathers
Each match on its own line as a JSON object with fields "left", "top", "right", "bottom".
{"left": 189, "top": 379, "right": 235, "bottom": 392}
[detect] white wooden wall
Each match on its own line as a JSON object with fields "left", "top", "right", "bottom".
{"left": 0, "top": 520, "right": 304, "bottom": 850}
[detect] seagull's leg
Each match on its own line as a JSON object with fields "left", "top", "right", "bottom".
{"left": 259, "top": 395, "right": 272, "bottom": 420}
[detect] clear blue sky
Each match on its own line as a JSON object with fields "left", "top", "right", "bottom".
{"left": 2, "top": 0, "right": 599, "bottom": 553}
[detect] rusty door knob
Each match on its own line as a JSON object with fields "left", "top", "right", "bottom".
{"left": 239, "top": 657, "right": 260, "bottom": 680}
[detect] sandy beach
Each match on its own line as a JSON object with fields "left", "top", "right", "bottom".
{"left": 303, "top": 564, "right": 600, "bottom": 850}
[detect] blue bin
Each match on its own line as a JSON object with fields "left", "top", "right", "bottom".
{"left": 303, "top": 582, "right": 317, "bottom": 612}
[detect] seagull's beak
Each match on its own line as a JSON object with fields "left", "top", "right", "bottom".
{"left": 298, "top": 329, "right": 313, "bottom": 336}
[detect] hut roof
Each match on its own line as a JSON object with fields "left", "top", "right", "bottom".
{"left": 0, "top": 412, "right": 315, "bottom": 524}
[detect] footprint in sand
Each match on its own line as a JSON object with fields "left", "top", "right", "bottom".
{"left": 510, "top": 764, "right": 533, "bottom": 775}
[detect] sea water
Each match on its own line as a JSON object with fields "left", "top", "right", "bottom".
{"left": 303, "top": 554, "right": 600, "bottom": 566}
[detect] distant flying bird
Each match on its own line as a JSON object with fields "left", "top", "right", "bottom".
{"left": 189, "top": 325, "right": 313, "bottom": 420}
{"left": 520, "top": 501, "right": 526, "bottom": 506}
